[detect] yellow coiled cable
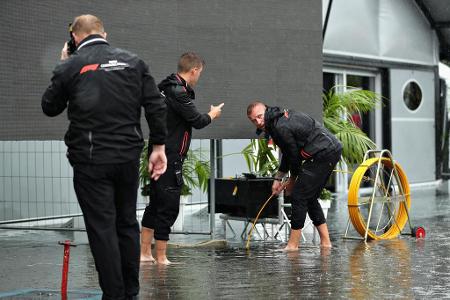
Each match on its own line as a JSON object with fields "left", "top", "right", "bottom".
{"left": 348, "top": 157, "right": 411, "bottom": 240}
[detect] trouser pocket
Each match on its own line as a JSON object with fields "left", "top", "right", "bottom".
{"left": 174, "top": 160, "right": 183, "bottom": 186}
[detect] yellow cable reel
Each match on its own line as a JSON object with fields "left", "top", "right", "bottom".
{"left": 348, "top": 157, "right": 411, "bottom": 240}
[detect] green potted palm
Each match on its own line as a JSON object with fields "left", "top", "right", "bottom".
{"left": 241, "top": 138, "right": 279, "bottom": 176}
{"left": 319, "top": 86, "right": 380, "bottom": 218}
{"left": 323, "top": 86, "right": 380, "bottom": 166}
{"left": 314, "top": 86, "right": 380, "bottom": 219}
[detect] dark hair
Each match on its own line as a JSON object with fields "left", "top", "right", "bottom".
{"left": 247, "top": 101, "right": 265, "bottom": 116}
{"left": 177, "top": 52, "right": 205, "bottom": 73}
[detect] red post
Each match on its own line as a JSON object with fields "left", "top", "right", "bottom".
{"left": 59, "top": 240, "right": 76, "bottom": 300}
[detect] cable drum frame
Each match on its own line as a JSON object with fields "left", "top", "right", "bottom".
{"left": 343, "top": 149, "right": 414, "bottom": 242}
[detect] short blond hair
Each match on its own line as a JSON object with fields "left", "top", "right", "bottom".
{"left": 177, "top": 52, "right": 205, "bottom": 73}
{"left": 71, "top": 14, "right": 104, "bottom": 35}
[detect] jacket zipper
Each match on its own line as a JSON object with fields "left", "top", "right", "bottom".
{"left": 179, "top": 131, "right": 189, "bottom": 156}
{"left": 88, "top": 131, "right": 93, "bottom": 160}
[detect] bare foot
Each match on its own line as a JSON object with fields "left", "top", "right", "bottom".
{"left": 140, "top": 254, "right": 156, "bottom": 263}
{"left": 155, "top": 240, "right": 170, "bottom": 265}
{"left": 156, "top": 257, "right": 171, "bottom": 265}
{"left": 316, "top": 224, "right": 332, "bottom": 249}
{"left": 140, "top": 227, "right": 155, "bottom": 263}
{"left": 282, "top": 229, "right": 301, "bottom": 251}
{"left": 282, "top": 244, "right": 299, "bottom": 252}
{"left": 320, "top": 242, "right": 332, "bottom": 248}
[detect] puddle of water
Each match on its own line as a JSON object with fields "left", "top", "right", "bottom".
{"left": 0, "top": 188, "right": 449, "bottom": 299}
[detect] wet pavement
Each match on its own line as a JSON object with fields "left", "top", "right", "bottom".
{"left": 0, "top": 186, "right": 449, "bottom": 299}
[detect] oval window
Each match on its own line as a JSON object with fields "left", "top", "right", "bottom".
{"left": 403, "top": 81, "right": 422, "bottom": 111}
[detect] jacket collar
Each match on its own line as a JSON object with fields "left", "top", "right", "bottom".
{"left": 256, "top": 106, "right": 284, "bottom": 138}
{"left": 175, "top": 74, "right": 195, "bottom": 93}
{"left": 77, "top": 34, "right": 109, "bottom": 51}
{"left": 173, "top": 73, "right": 195, "bottom": 98}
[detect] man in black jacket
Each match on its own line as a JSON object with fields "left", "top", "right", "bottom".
{"left": 42, "top": 15, "right": 167, "bottom": 299}
{"left": 247, "top": 101, "right": 342, "bottom": 251}
{"left": 140, "top": 52, "right": 224, "bottom": 265}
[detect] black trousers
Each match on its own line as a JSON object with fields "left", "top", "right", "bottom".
{"left": 141, "top": 158, "right": 182, "bottom": 241}
{"left": 73, "top": 161, "right": 140, "bottom": 300}
{"left": 290, "top": 150, "right": 341, "bottom": 230}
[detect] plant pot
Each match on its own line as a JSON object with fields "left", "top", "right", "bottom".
{"left": 172, "top": 195, "right": 189, "bottom": 232}
{"left": 318, "top": 199, "right": 331, "bottom": 218}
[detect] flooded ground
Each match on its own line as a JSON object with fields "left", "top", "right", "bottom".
{"left": 0, "top": 186, "right": 449, "bottom": 299}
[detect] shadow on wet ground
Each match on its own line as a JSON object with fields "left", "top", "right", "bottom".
{"left": 0, "top": 186, "right": 449, "bottom": 299}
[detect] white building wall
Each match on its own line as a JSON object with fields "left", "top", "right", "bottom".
{"left": 323, "top": 0, "right": 439, "bottom": 65}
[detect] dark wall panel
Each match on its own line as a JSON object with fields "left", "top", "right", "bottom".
{"left": 0, "top": 0, "right": 322, "bottom": 140}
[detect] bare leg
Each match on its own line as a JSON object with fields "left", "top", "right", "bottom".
{"left": 140, "top": 227, "right": 155, "bottom": 263}
{"left": 316, "top": 223, "right": 332, "bottom": 248}
{"left": 283, "top": 228, "right": 301, "bottom": 251}
{"left": 155, "top": 240, "right": 171, "bottom": 265}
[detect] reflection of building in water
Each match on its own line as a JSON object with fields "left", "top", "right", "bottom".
{"left": 349, "top": 240, "right": 413, "bottom": 300}
{"left": 349, "top": 240, "right": 413, "bottom": 299}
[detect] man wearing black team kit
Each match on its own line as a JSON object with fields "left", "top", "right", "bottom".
{"left": 247, "top": 101, "right": 342, "bottom": 251}
{"left": 42, "top": 15, "right": 167, "bottom": 299}
{"left": 141, "top": 52, "right": 224, "bottom": 265}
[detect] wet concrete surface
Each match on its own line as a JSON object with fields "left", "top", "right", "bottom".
{"left": 0, "top": 186, "right": 449, "bottom": 299}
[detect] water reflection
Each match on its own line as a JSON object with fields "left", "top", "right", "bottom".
{"left": 140, "top": 263, "right": 171, "bottom": 300}
{"left": 1, "top": 187, "right": 449, "bottom": 299}
{"left": 348, "top": 239, "right": 413, "bottom": 299}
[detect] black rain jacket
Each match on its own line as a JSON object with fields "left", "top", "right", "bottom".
{"left": 157, "top": 73, "right": 211, "bottom": 161}
{"left": 42, "top": 34, "right": 167, "bottom": 165}
{"left": 264, "top": 106, "right": 342, "bottom": 176}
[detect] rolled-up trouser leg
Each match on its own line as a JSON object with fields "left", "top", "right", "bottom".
{"left": 141, "top": 159, "right": 182, "bottom": 241}
{"left": 141, "top": 198, "right": 157, "bottom": 230}
{"left": 152, "top": 182, "right": 181, "bottom": 241}
{"left": 290, "top": 155, "right": 339, "bottom": 229}
{"left": 290, "top": 193, "right": 309, "bottom": 230}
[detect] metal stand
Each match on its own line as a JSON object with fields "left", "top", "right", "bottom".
{"left": 219, "top": 214, "right": 279, "bottom": 240}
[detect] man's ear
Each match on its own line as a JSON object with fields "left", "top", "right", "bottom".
{"left": 102, "top": 32, "right": 107, "bottom": 39}
{"left": 73, "top": 32, "right": 82, "bottom": 46}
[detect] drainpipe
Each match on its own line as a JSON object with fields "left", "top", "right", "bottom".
{"left": 323, "top": 0, "right": 333, "bottom": 41}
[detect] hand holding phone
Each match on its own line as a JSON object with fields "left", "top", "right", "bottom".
{"left": 67, "top": 23, "right": 77, "bottom": 56}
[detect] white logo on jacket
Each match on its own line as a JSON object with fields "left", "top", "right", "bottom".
{"left": 99, "top": 60, "right": 129, "bottom": 71}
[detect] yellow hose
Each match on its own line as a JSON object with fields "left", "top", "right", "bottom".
{"left": 245, "top": 193, "right": 276, "bottom": 250}
{"left": 245, "top": 179, "right": 293, "bottom": 250}
{"left": 348, "top": 157, "right": 411, "bottom": 240}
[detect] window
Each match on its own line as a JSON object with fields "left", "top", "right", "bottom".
{"left": 403, "top": 81, "right": 422, "bottom": 111}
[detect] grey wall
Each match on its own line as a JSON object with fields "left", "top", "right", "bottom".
{"left": 323, "top": 0, "right": 438, "bottom": 66}
{"left": 0, "top": 0, "right": 323, "bottom": 140}
{"left": 390, "top": 69, "right": 436, "bottom": 183}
